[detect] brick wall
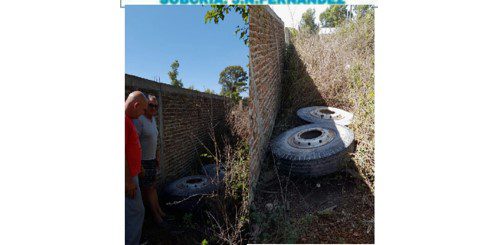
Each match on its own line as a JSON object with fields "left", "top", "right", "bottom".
{"left": 248, "top": 6, "right": 286, "bottom": 199}
{"left": 125, "top": 74, "right": 229, "bottom": 185}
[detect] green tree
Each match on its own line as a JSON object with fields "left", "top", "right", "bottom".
{"left": 218, "top": 65, "right": 248, "bottom": 102}
{"left": 168, "top": 60, "right": 183, "bottom": 88}
{"left": 187, "top": 85, "right": 196, "bottom": 91}
{"left": 299, "top": 8, "right": 319, "bottom": 34}
{"left": 354, "top": 5, "right": 374, "bottom": 19}
{"left": 205, "top": 5, "right": 249, "bottom": 45}
{"left": 319, "top": 5, "right": 347, "bottom": 28}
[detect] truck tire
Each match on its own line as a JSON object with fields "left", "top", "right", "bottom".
{"left": 163, "top": 175, "right": 218, "bottom": 197}
{"left": 201, "top": 164, "right": 225, "bottom": 181}
{"left": 297, "top": 106, "right": 353, "bottom": 126}
{"left": 161, "top": 175, "right": 219, "bottom": 210}
{"left": 270, "top": 123, "right": 355, "bottom": 177}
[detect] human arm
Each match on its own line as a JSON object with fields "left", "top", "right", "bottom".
{"left": 125, "top": 158, "right": 136, "bottom": 198}
{"left": 133, "top": 118, "right": 143, "bottom": 138}
{"left": 155, "top": 148, "right": 160, "bottom": 167}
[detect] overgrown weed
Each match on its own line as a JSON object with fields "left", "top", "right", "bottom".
{"left": 251, "top": 203, "right": 313, "bottom": 243}
{"left": 202, "top": 104, "right": 250, "bottom": 244}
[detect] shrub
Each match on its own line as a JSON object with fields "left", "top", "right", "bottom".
{"left": 202, "top": 104, "right": 251, "bottom": 244}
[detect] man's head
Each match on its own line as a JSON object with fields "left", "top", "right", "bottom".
{"left": 125, "top": 91, "right": 148, "bottom": 119}
{"left": 144, "top": 94, "right": 158, "bottom": 118}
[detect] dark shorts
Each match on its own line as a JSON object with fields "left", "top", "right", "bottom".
{"left": 139, "top": 159, "right": 159, "bottom": 188}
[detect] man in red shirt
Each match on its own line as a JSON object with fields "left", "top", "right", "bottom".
{"left": 125, "top": 91, "right": 148, "bottom": 245}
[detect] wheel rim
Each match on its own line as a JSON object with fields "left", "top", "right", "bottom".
{"left": 310, "top": 107, "right": 345, "bottom": 120}
{"left": 182, "top": 177, "right": 208, "bottom": 189}
{"left": 287, "top": 127, "right": 336, "bottom": 149}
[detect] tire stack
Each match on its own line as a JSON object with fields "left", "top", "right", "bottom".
{"left": 270, "top": 106, "right": 355, "bottom": 177}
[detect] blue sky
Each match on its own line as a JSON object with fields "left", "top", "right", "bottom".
{"left": 126, "top": 5, "right": 249, "bottom": 96}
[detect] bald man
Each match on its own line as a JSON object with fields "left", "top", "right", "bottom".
{"left": 125, "top": 91, "right": 148, "bottom": 245}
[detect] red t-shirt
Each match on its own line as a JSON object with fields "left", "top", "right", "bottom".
{"left": 125, "top": 115, "right": 142, "bottom": 177}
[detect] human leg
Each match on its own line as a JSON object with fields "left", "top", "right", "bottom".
{"left": 125, "top": 176, "right": 144, "bottom": 245}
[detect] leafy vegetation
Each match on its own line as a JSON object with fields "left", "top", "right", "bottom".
{"left": 204, "top": 5, "right": 249, "bottom": 45}
{"left": 319, "top": 5, "right": 347, "bottom": 28}
{"left": 353, "top": 5, "right": 375, "bottom": 19}
{"left": 299, "top": 8, "right": 319, "bottom": 34}
{"left": 168, "top": 59, "right": 183, "bottom": 88}
{"left": 218, "top": 65, "right": 248, "bottom": 103}
{"left": 286, "top": 27, "right": 298, "bottom": 38}
{"left": 198, "top": 103, "right": 250, "bottom": 244}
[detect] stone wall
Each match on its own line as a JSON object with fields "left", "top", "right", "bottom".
{"left": 125, "top": 74, "right": 229, "bottom": 185}
{"left": 248, "top": 6, "right": 286, "bottom": 198}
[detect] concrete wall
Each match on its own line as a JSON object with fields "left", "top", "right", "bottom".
{"left": 125, "top": 74, "right": 229, "bottom": 185}
{"left": 248, "top": 6, "right": 286, "bottom": 198}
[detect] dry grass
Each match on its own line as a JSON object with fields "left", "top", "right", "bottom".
{"left": 283, "top": 14, "right": 375, "bottom": 190}
{"left": 207, "top": 142, "right": 249, "bottom": 244}
{"left": 203, "top": 104, "right": 251, "bottom": 244}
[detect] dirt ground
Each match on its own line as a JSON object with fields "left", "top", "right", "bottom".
{"left": 255, "top": 162, "right": 374, "bottom": 244}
